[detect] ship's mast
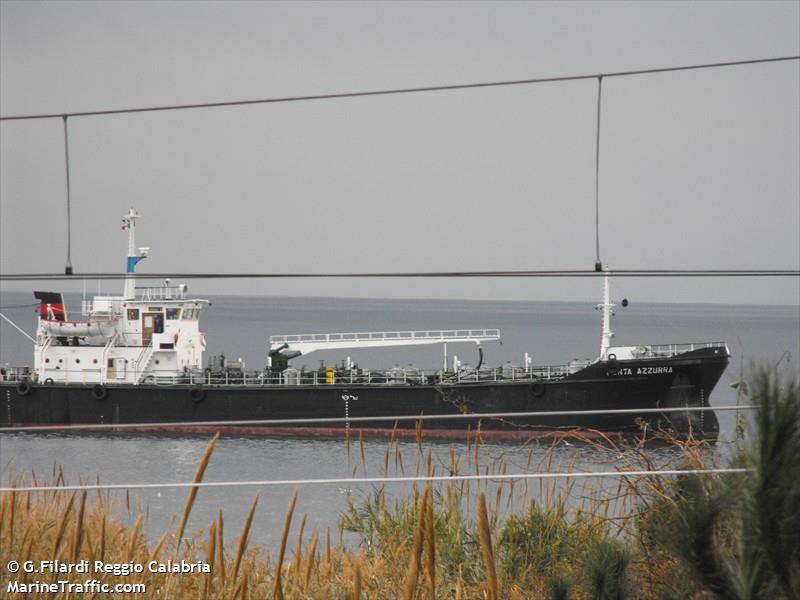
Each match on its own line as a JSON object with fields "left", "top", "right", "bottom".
{"left": 122, "top": 208, "right": 147, "bottom": 300}
{"left": 598, "top": 266, "right": 615, "bottom": 360}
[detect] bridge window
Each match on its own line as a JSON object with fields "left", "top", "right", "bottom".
{"left": 166, "top": 308, "right": 181, "bottom": 320}
{"left": 127, "top": 309, "right": 140, "bottom": 320}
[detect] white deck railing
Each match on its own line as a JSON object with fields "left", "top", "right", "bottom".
{"left": 270, "top": 329, "right": 501, "bottom": 354}
{"left": 135, "top": 286, "right": 187, "bottom": 301}
{"left": 271, "top": 329, "right": 500, "bottom": 345}
{"left": 638, "top": 342, "right": 728, "bottom": 358}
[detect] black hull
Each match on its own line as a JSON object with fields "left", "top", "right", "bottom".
{"left": 1, "top": 348, "right": 728, "bottom": 440}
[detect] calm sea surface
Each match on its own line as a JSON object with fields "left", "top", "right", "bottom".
{"left": 1, "top": 292, "right": 798, "bottom": 549}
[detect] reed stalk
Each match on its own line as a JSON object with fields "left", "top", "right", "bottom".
{"left": 352, "top": 556, "right": 362, "bottom": 600}
{"left": 232, "top": 494, "right": 259, "bottom": 582}
{"left": 71, "top": 489, "right": 87, "bottom": 562}
{"left": 98, "top": 513, "right": 106, "bottom": 563}
{"left": 217, "top": 509, "right": 226, "bottom": 588}
{"left": 0, "top": 495, "right": 7, "bottom": 544}
{"left": 424, "top": 485, "right": 436, "bottom": 599}
{"left": 201, "top": 520, "right": 217, "bottom": 600}
{"left": 52, "top": 490, "right": 76, "bottom": 556}
{"left": 148, "top": 529, "right": 170, "bottom": 565}
{"left": 239, "top": 563, "right": 250, "bottom": 600}
{"left": 403, "top": 485, "right": 430, "bottom": 600}
{"left": 477, "top": 491, "right": 499, "bottom": 600}
{"left": 176, "top": 432, "right": 220, "bottom": 549}
{"left": 304, "top": 533, "right": 319, "bottom": 592}
{"left": 325, "top": 527, "right": 331, "bottom": 568}
{"left": 294, "top": 513, "right": 307, "bottom": 576}
{"left": 17, "top": 522, "right": 33, "bottom": 569}
{"left": 6, "top": 487, "right": 16, "bottom": 550}
{"left": 273, "top": 489, "right": 298, "bottom": 600}
{"left": 126, "top": 514, "right": 143, "bottom": 558}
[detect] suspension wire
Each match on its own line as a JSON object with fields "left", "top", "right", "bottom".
{"left": 0, "top": 467, "right": 751, "bottom": 494}
{"left": 592, "top": 77, "right": 604, "bottom": 274}
{"left": 0, "top": 404, "right": 758, "bottom": 433}
{"left": 1, "top": 269, "right": 797, "bottom": 281}
{"left": 1, "top": 55, "right": 796, "bottom": 281}
{"left": 62, "top": 116, "right": 73, "bottom": 275}
{"left": 0, "top": 56, "right": 797, "bottom": 122}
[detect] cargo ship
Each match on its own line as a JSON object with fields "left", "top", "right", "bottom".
{"left": 0, "top": 209, "right": 729, "bottom": 439}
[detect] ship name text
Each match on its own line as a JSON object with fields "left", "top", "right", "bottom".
{"left": 610, "top": 366, "right": 673, "bottom": 376}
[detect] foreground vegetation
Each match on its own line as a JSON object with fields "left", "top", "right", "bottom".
{"left": 1, "top": 367, "right": 797, "bottom": 599}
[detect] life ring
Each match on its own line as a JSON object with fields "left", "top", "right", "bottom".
{"left": 16, "top": 380, "right": 32, "bottom": 396}
{"left": 190, "top": 386, "right": 205, "bottom": 402}
{"left": 92, "top": 384, "right": 108, "bottom": 400}
{"left": 44, "top": 378, "right": 54, "bottom": 384}
{"left": 531, "top": 380, "right": 545, "bottom": 397}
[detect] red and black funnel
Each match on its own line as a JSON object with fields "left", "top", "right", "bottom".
{"left": 33, "top": 291, "right": 67, "bottom": 321}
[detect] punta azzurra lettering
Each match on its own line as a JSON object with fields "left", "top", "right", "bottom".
{"left": 609, "top": 366, "right": 673, "bottom": 376}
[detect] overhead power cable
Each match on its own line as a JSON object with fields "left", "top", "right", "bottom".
{"left": 1, "top": 54, "right": 796, "bottom": 277}
{"left": 0, "top": 269, "right": 797, "bottom": 281}
{"left": 0, "top": 404, "right": 757, "bottom": 434}
{"left": 0, "top": 56, "right": 797, "bottom": 121}
{"left": 0, "top": 467, "right": 750, "bottom": 494}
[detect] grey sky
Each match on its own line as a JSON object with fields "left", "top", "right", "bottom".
{"left": 1, "top": 0, "right": 798, "bottom": 305}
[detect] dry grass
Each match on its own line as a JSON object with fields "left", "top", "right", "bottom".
{"left": 0, "top": 427, "right": 744, "bottom": 599}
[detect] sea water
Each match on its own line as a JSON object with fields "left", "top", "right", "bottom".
{"left": 1, "top": 293, "right": 798, "bottom": 550}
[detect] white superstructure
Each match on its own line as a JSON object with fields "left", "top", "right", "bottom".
{"left": 33, "top": 209, "right": 208, "bottom": 385}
